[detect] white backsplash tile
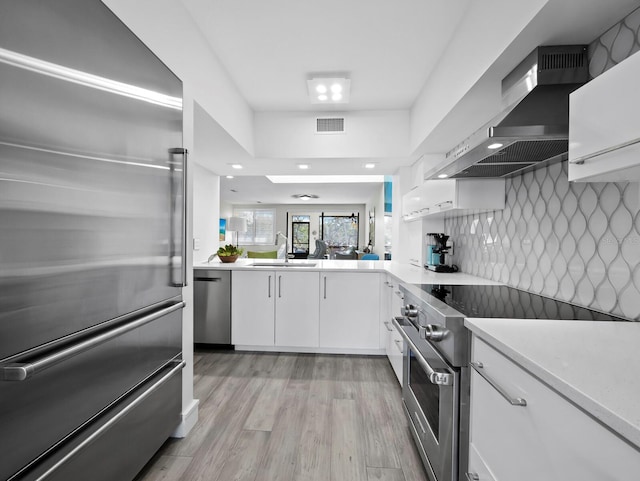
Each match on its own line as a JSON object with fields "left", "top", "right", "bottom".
{"left": 445, "top": 162, "right": 640, "bottom": 320}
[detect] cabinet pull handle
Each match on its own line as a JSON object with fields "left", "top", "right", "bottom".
{"left": 471, "top": 361, "right": 527, "bottom": 406}
{"left": 278, "top": 275, "right": 282, "bottom": 298}
{"left": 383, "top": 321, "right": 394, "bottom": 332}
{"left": 268, "top": 275, "right": 272, "bottom": 298}
{"left": 568, "top": 136, "right": 640, "bottom": 165}
{"left": 465, "top": 473, "right": 480, "bottom": 481}
{"left": 323, "top": 276, "right": 327, "bottom": 299}
{"left": 394, "top": 339, "right": 403, "bottom": 353}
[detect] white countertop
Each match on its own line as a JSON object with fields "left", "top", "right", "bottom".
{"left": 194, "top": 258, "right": 501, "bottom": 286}
{"left": 465, "top": 317, "right": 640, "bottom": 450}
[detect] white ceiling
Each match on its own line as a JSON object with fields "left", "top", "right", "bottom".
{"left": 180, "top": 0, "right": 640, "bottom": 204}
{"left": 181, "top": 0, "right": 471, "bottom": 112}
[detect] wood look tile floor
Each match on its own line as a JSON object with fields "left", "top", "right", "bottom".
{"left": 134, "top": 351, "right": 429, "bottom": 481}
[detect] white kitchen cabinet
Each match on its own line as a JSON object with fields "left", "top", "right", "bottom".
{"left": 232, "top": 270, "right": 320, "bottom": 347}
{"left": 569, "top": 50, "right": 640, "bottom": 182}
{"left": 274, "top": 271, "right": 320, "bottom": 347}
{"left": 402, "top": 178, "right": 504, "bottom": 221}
{"left": 468, "top": 336, "right": 640, "bottom": 481}
{"left": 319, "top": 272, "right": 380, "bottom": 350}
{"left": 385, "top": 280, "right": 404, "bottom": 384}
{"left": 379, "top": 276, "right": 403, "bottom": 384}
{"left": 232, "top": 270, "right": 275, "bottom": 346}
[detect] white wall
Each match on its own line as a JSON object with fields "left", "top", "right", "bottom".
{"left": 102, "top": 0, "right": 254, "bottom": 156}
{"left": 409, "top": 0, "right": 548, "bottom": 153}
{"left": 365, "top": 184, "right": 386, "bottom": 258}
{"left": 254, "top": 110, "right": 410, "bottom": 159}
{"left": 192, "top": 163, "right": 220, "bottom": 263}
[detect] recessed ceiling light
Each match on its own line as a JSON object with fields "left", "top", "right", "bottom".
{"left": 318, "top": 94, "right": 328, "bottom": 101}
{"left": 316, "top": 84, "right": 327, "bottom": 94}
{"left": 331, "top": 93, "right": 342, "bottom": 101}
{"left": 364, "top": 163, "right": 376, "bottom": 169}
{"left": 488, "top": 143, "right": 503, "bottom": 149}
{"left": 226, "top": 175, "right": 234, "bottom": 179}
{"left": 297, "top": 164, "right": 310, "bottom": 170}
{"left": 438, "top": 174, "right": 449, "bottom": 179}
{"left": 331, "top": 83, "right": 342, "bottom": 94}
{"left": 231, "top": 164, "right": 243, "bottom": 169}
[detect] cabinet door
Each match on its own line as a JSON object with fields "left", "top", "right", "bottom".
{"left": 231, "top": 271, "right": 275, "bottom": 346}
{"left": 469, "top": 337, "right": 640, "bottom": 481}
{"left": 569, "top": 50, "right": 640, "bottom": 182}
{"left": 275, "top": 271, "right": 320, "bottom": 347}
{"left": 319, "top": 273, "right": 380, "bottom": 349}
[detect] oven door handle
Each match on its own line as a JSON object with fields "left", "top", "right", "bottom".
{"left": 392, "top": 317, "right": 453, "bottom": 386}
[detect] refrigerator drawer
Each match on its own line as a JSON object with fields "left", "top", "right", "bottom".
{"left": 22, "top": 360, "right": 184, "bottom": 481}
{"left": 0, "top": 303, "right": 183, "bottom": 481}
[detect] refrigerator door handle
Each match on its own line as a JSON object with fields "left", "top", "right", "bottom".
{"left": 1, "top": 302, "right": 185, "bottom": 382}
{"left": 31, "top": 359, "right": 186, "bottom": 481}
{"left": 169, "top": 147, "right": 188, "bottom": 287}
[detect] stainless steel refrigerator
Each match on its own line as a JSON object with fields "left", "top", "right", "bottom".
{"left": 0, "top": 1, "right": 186, "bottom": 480}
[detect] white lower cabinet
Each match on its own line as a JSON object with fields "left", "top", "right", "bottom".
{"left": 380, "top": 275, "right": 403, "bottom": 383}
{"left": 274, "top": 271, "right": 320, "bottom": 347}
{"left": 231, "top": 270, "right": 319, "bottom": 347}
{"left": 231, "top": 271, "right": 275, "bottom": 346}
{"left": 468, "top": 336, "right": 640, "bottom": 481}
{"left": 319, "top": 272, "right": 380, "bottom": 349}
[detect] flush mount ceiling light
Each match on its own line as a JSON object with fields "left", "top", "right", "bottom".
{"left": 307, "top": 77, "right": 350, "bottom": 104}
{"left": 231, "top": 164, "right": 243, "bottom": 169}
{"left": 363, "top": 163, "right": 376, "bottom": 169}
{"left": 292, "top": 194, "right": 319, "bottom": 201}
{"left": 297, "top": 163, "right": 310, "bottom": 170}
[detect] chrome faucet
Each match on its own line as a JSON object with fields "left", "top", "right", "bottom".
{"left": 275, "top": 231, "right": 290, "bottom": 262}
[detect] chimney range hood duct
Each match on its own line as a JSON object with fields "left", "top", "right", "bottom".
{"left": 425, "top": 45, "right": 588, "bottom": 180}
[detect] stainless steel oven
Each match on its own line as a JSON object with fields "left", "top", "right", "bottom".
{"left": 394, "top": 282, "right": 627, "bottom": 481}
{"left": 393, "top": 314, "right": 460, "bottom": 481}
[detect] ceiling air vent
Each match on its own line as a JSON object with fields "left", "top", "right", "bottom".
{"left": 316, "top": 117, "right": 345, "bottom": 134}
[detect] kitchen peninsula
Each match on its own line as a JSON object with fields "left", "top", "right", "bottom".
{"left": 194, "top": 259, "right": 498, "bottom": 355}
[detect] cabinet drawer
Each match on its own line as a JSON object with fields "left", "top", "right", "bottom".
{"left": 467, "top": 442, "right": 496, "bottom": 481}
{"left": 470, "top": 337, "right": 640, "bottom": 481}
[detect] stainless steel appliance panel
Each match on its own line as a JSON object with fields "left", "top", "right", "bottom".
{"left": 394, "top": 314, "right": 460, "bottom": 481}
{"left": 0, "top": 303, "right": 182, "bottom": 481}
{"left": 194, "top": 270, "right": 231, "bottom": 344}
{"left": 21, "top": 361, "right": 184, "bottom": 481}
{"left": 0, "top": 0, "right": 184, "bottom": 360}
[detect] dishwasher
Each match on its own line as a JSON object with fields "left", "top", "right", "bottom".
{"left": 193, "top": 270, "right": 232, "bottom": 346}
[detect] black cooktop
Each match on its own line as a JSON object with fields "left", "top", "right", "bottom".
{"left": 416, "top": 284, "right": 627, "bottom": 321}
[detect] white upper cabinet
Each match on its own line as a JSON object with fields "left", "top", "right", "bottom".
{"left": 569, "top": 51, "right": 640, "bottom": 182}
{"left": 402, "top": 178, "right": 505, "bottom": 221}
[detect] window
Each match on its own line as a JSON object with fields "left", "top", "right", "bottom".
{"left": 321, "top": 214, "right": 359, "bottom": 248}
{"left": 233, "top": 208, "right": 275, "bottom": 245}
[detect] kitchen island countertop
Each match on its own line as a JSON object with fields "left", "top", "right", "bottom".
{"left": 465, "top": 317, "right": 640, "bottom": 451}
{"left": 193, "top": 258, "right": 501, "bottom": 286}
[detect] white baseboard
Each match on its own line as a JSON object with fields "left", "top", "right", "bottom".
{"left": 171, "top": 398, "right": 199, "bottom": 438}
{"left": 234, "top": 345, "right": 386, "bottom": 356}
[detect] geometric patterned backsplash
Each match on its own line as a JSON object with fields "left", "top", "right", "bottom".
{"left": 445, "top": 162, "right": 640, "bottom": 320}
{"left": 445, "top": 6, "right": 640, "bottom": 321}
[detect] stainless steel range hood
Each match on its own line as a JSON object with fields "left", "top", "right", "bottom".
{"left": 425, "top": 45, "right": 588, "bottom": 180}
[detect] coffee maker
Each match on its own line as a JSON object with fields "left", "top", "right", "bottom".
{"left": 425, "top": 233, "right": 457, "bottom": 273}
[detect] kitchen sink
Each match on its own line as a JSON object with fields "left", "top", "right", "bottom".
{"left": 249, "top": 262, "right": 317, "bottom": 267}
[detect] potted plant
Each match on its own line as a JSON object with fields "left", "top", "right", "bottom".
{"left": 216, "top": 244, "right": 243, "bottom": 263}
